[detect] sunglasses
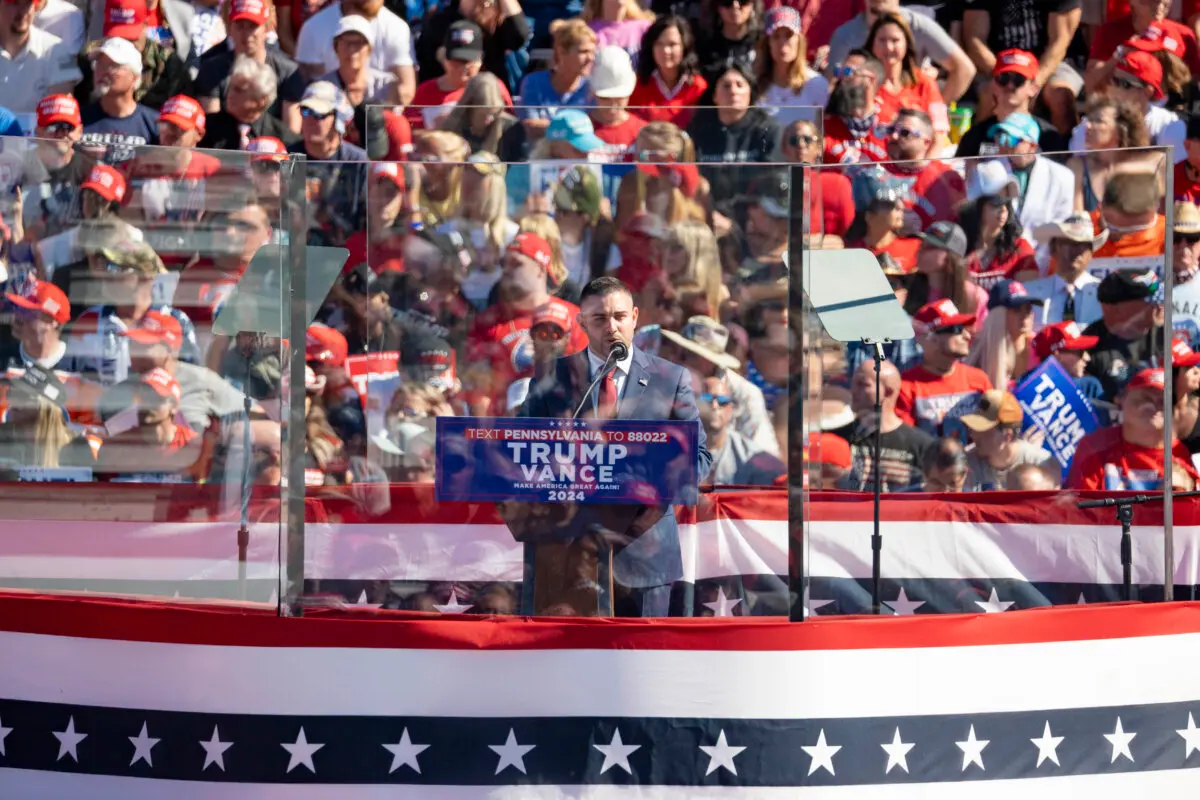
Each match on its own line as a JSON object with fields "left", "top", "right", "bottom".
{"left": 718, "top": 0, "right": 749, "bottom": 6}
{"left": 532, "top": 326, "right": 565, "bottom": 342}
{"left": 300, "top": 107, "right": 334, "bottom": 120}
{"left": 787, "top": 133, "right": 817, "bottom": 147}
{"left": 43, "top": 122, "right": 75, "bottom": 136}
{"left": 1110, "top": 76, "right": 1146, "bottom": 92}
{"left": 831, "top": 64, "right": 862, "bottom": 79}
{"left": 993, "top": 73, "right": 1029, "bottom": 89}
{"left": 1177, "top": 234, "right": 1200, "bottom": 246}
{"left": 889, "top": 125, "right": 925, "bottom": 140}
{"left": 699, "top": 393, "right": 734, "bottom": 406}
{"left": 993, "top": 131, "right": 1025, "bottom": 149}
{"left": 936, "top": 324, "right": 967, "bottom": 335}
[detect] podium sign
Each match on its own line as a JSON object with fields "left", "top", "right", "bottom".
{"left": 435, "top": 417, "right": 700, "bottom": 506}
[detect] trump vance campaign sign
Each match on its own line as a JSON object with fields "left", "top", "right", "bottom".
{"left": 1015, "top": 357, "right": 1098, "bottom": 476}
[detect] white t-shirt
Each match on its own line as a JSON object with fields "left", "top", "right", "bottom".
{"left": 0, "top": 26, "right": 82, "bottom": 121}
{"left": 34, "top": 0, "right": 84, "bottom": 55}
{"left": 758, "top": 72, "right": 829, "bottom": 129}
{"left": 561, "top": 236, "right": 620, "bottom": 286}
{"left": 1070, "top": 104, "right": 1186, "bottom": 163}
{"left": 295, "top": 3, "right": 414, "bottom": 75}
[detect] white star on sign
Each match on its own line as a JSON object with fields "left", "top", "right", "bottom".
{"left": 383, "top": 728, "right": 429, "bottom": 774}
{"left": 53, "top": 716, "right": 87, "bottom": 762}
{"left": 200, "top": 725, "right": 233, "bottom": 771}
{"left": 1177, "top": 713, "right": 1200, "bottom": 758}
{"left": 489, "top": 728, "right": 535, "bottom": 775}
{"left": 803, "top": 586, "right": 834, "bottom": 616}
{"left": 128, "top": 722, "right": 160, "bottom": 767}
{"left": 434, "top": 588, "right": 473, "bottom": 614}
{"left": 801, "top": 729, "right": 841, "bottom": 776}
{"left": 880, "top": 727, "right": 915, "bottom": 774}
{"left": 355, "top": 589, "right": 382, "bottom": 609}
{"left": 1030, "top": 721, "right": 1064, "bottom": 767}
{"left": 593, "top": 728, "right": 640, "bottom": 775}
{"left": 699, "top": 730, "right": 746, "bottom": 776}
{"left": 282, "top": 727, "right": 324, "bottom": 773}
{"left": 703, "top": 587, "right": 741, "bottom": 617}
{"left": 1105, "top": 717, "right": 1136, "bottom": 763}
{"left": 975, "top": 588, "right": 1015, "bottom": 613}
{"left": 0, "top": 717, "right": 11, "bottom": 756}
{"left": 883, "top": 588, "right": 925, "bottom": 615}
{"left": 956, "top": 725, "right": 989, "bottom": 771}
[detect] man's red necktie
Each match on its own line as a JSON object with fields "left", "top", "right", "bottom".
{"left": 596, "top": 371, "right": 617, "bottom": 418}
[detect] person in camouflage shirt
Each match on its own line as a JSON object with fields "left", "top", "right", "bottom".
{"left": 74, "top": 0, "right": 189, "bottom": 110}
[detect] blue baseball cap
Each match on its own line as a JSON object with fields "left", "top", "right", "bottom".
{"left": 992, "top": 112, "right": 1040, "bottom": 147}
{"left": 988, "top": 279, "right": 1040, "bottom": 310}
{"left": 546, "top": 110, "right": 604, "bottom": 153}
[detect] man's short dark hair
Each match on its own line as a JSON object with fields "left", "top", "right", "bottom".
{"left": 579, "top": 276, "right": 633, "bottom": 307}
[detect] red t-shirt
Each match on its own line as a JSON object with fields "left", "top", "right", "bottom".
{"left": 406, "top": 79, "right": 514, "bottom": 130}
{"left": 628, "top": 73, "right": 708, "bottom": 127}
{"left": 804, "top": 167, "right": 855, "bottom": 237}
{"left": 1090, "top": 16, "right": 1200, "bottom": 75}
{"left": 882, "top": 160, "right": 965, "bottom": 231}
{"left": 822, "top": 114, "right": 887, "bottom": 166}
{"left": 343, "top": 230, "right": 406, "bottom": 275}
{"left": 466, "top": 296, "right": 589, "bottom": 412}
{"left": 845, "top": 235, "right": 923, "bottom": 274}
{"left": 896, "top": 362, "right": 994, "bottom": 439}
{"left": 593, "top": 114, "right": 645, "bottom": 162}
{"left": 1066, "top": 425, "right": 1200, "bottom": 490}
{"left": 172, "top": 258, "right": 248, "bottom": 327}
{"left": 968, "top": 238, "right": 1039, "bottom": 291}
{"left": 877, "top": 77, "right": 949, "bottom": 135}
{"left": 1176, "top": 161, "right": 1200, "bottom": 203}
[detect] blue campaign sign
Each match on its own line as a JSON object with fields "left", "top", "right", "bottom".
{"left": 435, "top": 417, "right": 700, "bottom": 506}
{"left": 1014, "top": 357, "right": 1098, "bottom": 476}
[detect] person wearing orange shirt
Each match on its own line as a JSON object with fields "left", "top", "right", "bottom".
{"left": 1067, "top": 367, "right": 1199, "bottom": 490}
{"left": 864, "top": 11, "right": 949, "bottom": 152}
{"left": 1091, "top": 170, "right": 1166, "bottom": 267}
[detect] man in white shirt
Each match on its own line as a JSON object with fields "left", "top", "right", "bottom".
{"left": 995, "top": 112, "right": 1075, "bottom": 269}
{"left": 0, "top": 0, "right": 81, "bottom": 127}
{"left": 1069, "top": 49, "right": 1185, "bottom": 163}
{"left": 34, "top": 0, "right": 83, "bottom": 53}
{"left": 1026, "top": 212, "right": 1109, "bottom": 330}
{"left": 294, "top": 0, "right": 414, "bottom": 104}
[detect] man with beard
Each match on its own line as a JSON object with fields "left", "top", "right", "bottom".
{"left": 1067, "top": 368, "right": 1199, "bottom": 490}
{"left": 74, "top": 0, "right": 188, "bottom": 111}
{"left": 954, "top": 50, "right": 1068, "bottom": 160}
{"left": 822, "top": 48, "right": 888, "bottom": 166}
{"left": 877, "top": 108, "right": 965, "bottom": 231}
{"left": 79, "top": 36, "right": 159, "bottom": 161}
{"left": 994, "top": 111, "right": 1074, "bottom": 269}
{"left": 896, "top": 299, "right": 994, "bottom": 440}
{"left": 1082, "top": 267, "right": 1165, "bottom": 403}
{"left": 0, "top": 0, "right": 80, "bottom": 124}
{"left": 1171, "top": 202, "right": 1200, "bottom": 346}
{"left": 468, "top": 232, "right": 589, "bottom": 415}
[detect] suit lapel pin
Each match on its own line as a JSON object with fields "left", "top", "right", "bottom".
{"left": 638, "top": 378, "right": 648, "bottom": 386}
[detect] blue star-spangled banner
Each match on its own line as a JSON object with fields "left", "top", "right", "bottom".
{"left": 1, "top": 697, "right": 1199, "bottom": 785}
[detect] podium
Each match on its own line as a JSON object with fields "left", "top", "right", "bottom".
{"left": 435, "top": 416, "right": 701, "bottom": 616}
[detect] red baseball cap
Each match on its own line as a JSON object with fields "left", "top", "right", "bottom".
{"left": 532, "top": 301, "right": 572, "bottom": 332}
{"left": 810, "top": 432, "right": 852, "bottom": 470}
{"left": 141, "top": 367, "right": 181, "bottom": 401}
{"left": 993, "top": 49, "right": 1039, "bottom": 81}
{"left": 36, "top": 94, "right": 81, "bottom": 128}
{"left": 506, "top": 232, "right": 553, "bottom": 270}
{"left": 103, "top": 0, "right": 147, "bottom": 40}
{"left": 914, "top": 299, "right": 975, "bottom": 331}
{"left": 121, "top": 310, "right": 183, "bottom": 352}
{"left": 1172, "top": 334, "right": 1200, "bottom": 368}
{"left": 1032, "top": 321, "right": 1099, "bottom": 361}
{"left": 6, "top": 280, "right": 70, "bottom": 325}
{"left": 1125, "top": 23, "right": 1188, "bottom": 60}
{"left": 1127, "top": 367, "right": 1165, "bottom": 392}
{"left": 159, "top": 95, "right": 206, "bottom": 132}
{"left": 1115, "top": 50, "right": 1164, "bottom": 100}
{"left": 81, "top": 164, "right": 127, "bottom": 203}
{"left": 306, "top": 324, "right": 348, "bottom": 366}
{"left": 247, "top": 136, "right": 288, "bottom": 162}
{"left": 371, "top": 162, "right": 406, "bottom": 190}
{"left": 229, "top": 0, "right": 270, "bottom": 24}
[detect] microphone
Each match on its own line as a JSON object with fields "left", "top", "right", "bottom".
{"left": 572, "top": 341, "right": 628, "bottom": 419}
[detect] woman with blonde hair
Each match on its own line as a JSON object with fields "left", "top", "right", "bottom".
{"left": 866, "top": 12, "right": 949, "bottom": 147}
{"left": 662, "top": 220, "right": 727, "bottom": 316}
{"left": 0, "top": 394, "right": 74, "bottom": 469}
{"left": 412, "top": 129, "right": 469, "bottom": 226}
{"left": 440, "top": 71, "right": 518, "bottom": 155}
{"left": 615, "top": 121, "right": 707, "bottom": 232}
{"left": 965, "top": 280, "right": 1039, "bottom": 390}
{"left": 444, "top": 152, "right": 519, "bottom": 308}
{"left": 518, "top": 19, "right": 597, "bottom": 131}
{"left": 755, "top": 7, "right": 828, "bottom": 127}
{"left": 518, "top": 212, "right": 581, "bottom": 302}
{"left": 583, "top": 0, "right": 654, "bottom": 63}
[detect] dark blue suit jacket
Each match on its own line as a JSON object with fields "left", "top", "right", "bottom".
{"left": 518, "top": 347, "right": 711, "bottom": 588}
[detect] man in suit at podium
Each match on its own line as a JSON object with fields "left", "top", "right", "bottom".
{"left": 519, "top": 277, "right": 712, "bottom": 617}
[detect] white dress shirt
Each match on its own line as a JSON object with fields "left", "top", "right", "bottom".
{"left": 1024, "top": 272, "right": 1102, "bottom": 331}
{"left": 588, "top": 347, "right": 632, "bottom": 412}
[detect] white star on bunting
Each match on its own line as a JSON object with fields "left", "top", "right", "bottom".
{"left": 281, "top": 727, "right": 324, "bottom": 773}
{"left": 801, "top": 729, "right": 841, "bottom": 776}
{"left": 699, "top": 730, "right": 746, "bottom": 776}
{"left": 1177, "top": 713, "right": 1200, "bottom": 758}
{"left": 434, "top": 588, "right": 473, "bottom": 614}
{"left": 355, "top": 589, "right": 382, "bottom": 609}
{"left": 0, "top": 717, "right": 11, "bottom": 757}
{"left": 593, "top": 728, "right": 640, "bottom": 775}
{"left": 490, "top": 728, "right": 535, "bottom": 775}
{"left": 703, "top": 587, "right": 741, "bottom": 617}
{"left": 880, "top": 727, "right": 915, "bottom": 774}
{"left": 1105, "top": 717, "right": 1136, "bottom": 763}
{"left": 128, "top": 722, "right": 160, "bottom": 767}
{"left": 200, "top": 725, "right": 232, "bottom": 771}
{"left": 53, "top": 716, "right": 86, "bottom": 763}
{"left": 1030, "top": 721, "right": 1064, "bottom": 767}
{"left": 956, "top": 725, "right": 989, "bottom": 771}
{"left": 883, "top": 588, "right": 924, "bottom": 615}
{"left": 975, "top": 588, "right": 1015, "bottom": 613}
{"left": 383, "top": 728, "right": 429, "bottom": 774}
{"left": 1077, "top": 592, "right": 1088, "bottom": 604}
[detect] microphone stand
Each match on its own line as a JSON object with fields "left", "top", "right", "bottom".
{"left": 866, "top": 339, "right": 888, "bottom": 614}
{"left": 572, "top": 344, "right": 626, "bottom": 420}
{"left": 1077, "top": 489, "right": 1200, "bottom": 601}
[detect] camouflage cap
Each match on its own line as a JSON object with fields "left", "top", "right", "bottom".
{"left": 553, "top": 166, "right": 601, "bottom": 222}
{"left": 99, "top": 240, "right": 166, "bottom": 277}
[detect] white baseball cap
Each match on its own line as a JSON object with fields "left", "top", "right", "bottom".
{"left": 590, "top": 45, "right": 636, "bottom": 99}
{"left": 96, "top": 37, "right": 142, "bottom": 73}
{"left": 334, "top": 14, "right": 374, "bottom": 47}
{"left": 966, "top": 159, "right": 1019, "bottom": 202}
